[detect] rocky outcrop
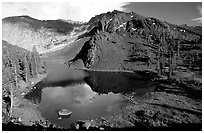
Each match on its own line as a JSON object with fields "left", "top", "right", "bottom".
{"left": 69, "top": 36, "right": 98, "bottom": 68}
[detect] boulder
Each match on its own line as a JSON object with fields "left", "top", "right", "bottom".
{"left": 99, "top": 127, "right": 105, "bottom": 130}
{"left": 58, "top": 109, "right": 72, "bottom": 118}
{"left": 71, "top": 123, "right": 80, "bottom": 130}
{"left": 82, "top": 121, "right": 92, "bottom": 130}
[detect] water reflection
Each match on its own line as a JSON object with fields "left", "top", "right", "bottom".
{"left": 85, "top": 70, "right": 156, "bottom": 95}
{"left": 26, "top": 81, "right": 122, "bottom": 128}
{"left": 25, "top": 69, "right": 156, "bottom": 104}
{"left": 25, "top": 67, "right": 156, "bottom": 128}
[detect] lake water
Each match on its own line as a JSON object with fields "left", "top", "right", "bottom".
{"left": 25, "top": 56, "right": 155, "bottom": 128}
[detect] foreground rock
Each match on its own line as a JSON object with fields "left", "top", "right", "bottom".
{"left": 58, "top": 109, "right": 72, "bottom": 119}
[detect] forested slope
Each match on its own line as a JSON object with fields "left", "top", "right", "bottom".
{"left": 2, "top": 40, "right": 44, "bottom": 123}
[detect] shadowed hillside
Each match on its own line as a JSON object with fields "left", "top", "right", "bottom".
{"left": 68, "top": 10, "right": 202, "bottom": 74}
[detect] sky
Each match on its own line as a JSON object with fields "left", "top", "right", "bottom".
{"left": 2, "top": 2, "right": 202, "bottom": 26}
{"left": 123, "top": 2, "right": 202, "bottom": 26}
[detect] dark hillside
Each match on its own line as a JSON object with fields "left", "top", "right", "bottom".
{"left": 68, "top": 10, "right": 202, "bottom": 73}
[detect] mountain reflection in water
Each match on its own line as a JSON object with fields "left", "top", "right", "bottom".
{"left": 25, "top": 68, "right": 156, "bottom": 128}
{"left": 25, "top": 69, "right": 155, "bottom": 104}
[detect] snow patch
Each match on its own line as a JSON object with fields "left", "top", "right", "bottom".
{"left": 117, "top": 22, "right": 126, "bottom": 29}
{"left": 180, "top": 29, "right": 185, "bottom": 32}
{"left": 132, "top": 28, "right": 137, "bottom": 31}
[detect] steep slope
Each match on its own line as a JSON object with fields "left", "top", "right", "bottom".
{"left": 68, "top": 10, "right": 202, "bottom": 71}
{"left": 2, "top": 16, "right": 85, "bottom": 53}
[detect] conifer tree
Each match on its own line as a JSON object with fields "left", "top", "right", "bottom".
{"left": 23, "top": 54, "right": 30, "bottom": 82}
{"left": 31, "top": 45, "right": 40, "bottom": 74}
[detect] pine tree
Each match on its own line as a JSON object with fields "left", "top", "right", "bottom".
{"left": 156, "top": 44, "right": 161, "bottom": 75}
{"left": 23, "top": 54, "right": 30, "bottom": 82}
{"left": 29, "top": 51, "right": 37, "bottom": 78}
{"left": 157, "top": 29, "right": 166, "bottom": 75}
{"left": 166, "top": 30, "right": 175, "bottom": 78}
{"left": 31, "top": 45, "right": 40, "bottom": 74}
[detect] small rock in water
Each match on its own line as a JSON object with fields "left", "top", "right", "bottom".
{"left": 21, "top": 92, "right": 25, "bottom": 95}
{"left": 58, "top": 109, "right": 72, "bottom": 117}
{"left": 58, "top": 117, "right": 62, "bottom": 120}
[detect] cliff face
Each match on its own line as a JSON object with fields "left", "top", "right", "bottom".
{"left": 68, "top": 10, "right": 202, "bottom": 71}
{"left": 2, "top": 16, "right": 83, "bottom": 53}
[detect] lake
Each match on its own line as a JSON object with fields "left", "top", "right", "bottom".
{"left": 25, "top": 56, "right": 155, "bottom": 128}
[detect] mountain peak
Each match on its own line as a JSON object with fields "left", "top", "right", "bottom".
{"left": 112, "top": 9, "right": 123, "bottom": 14}
{"left": 86, "top": 10, "right": 147, "bottom": 33}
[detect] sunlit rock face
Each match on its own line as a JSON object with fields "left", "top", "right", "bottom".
{"left": 2, "top": 16, "right": 84, "bottom": 53}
